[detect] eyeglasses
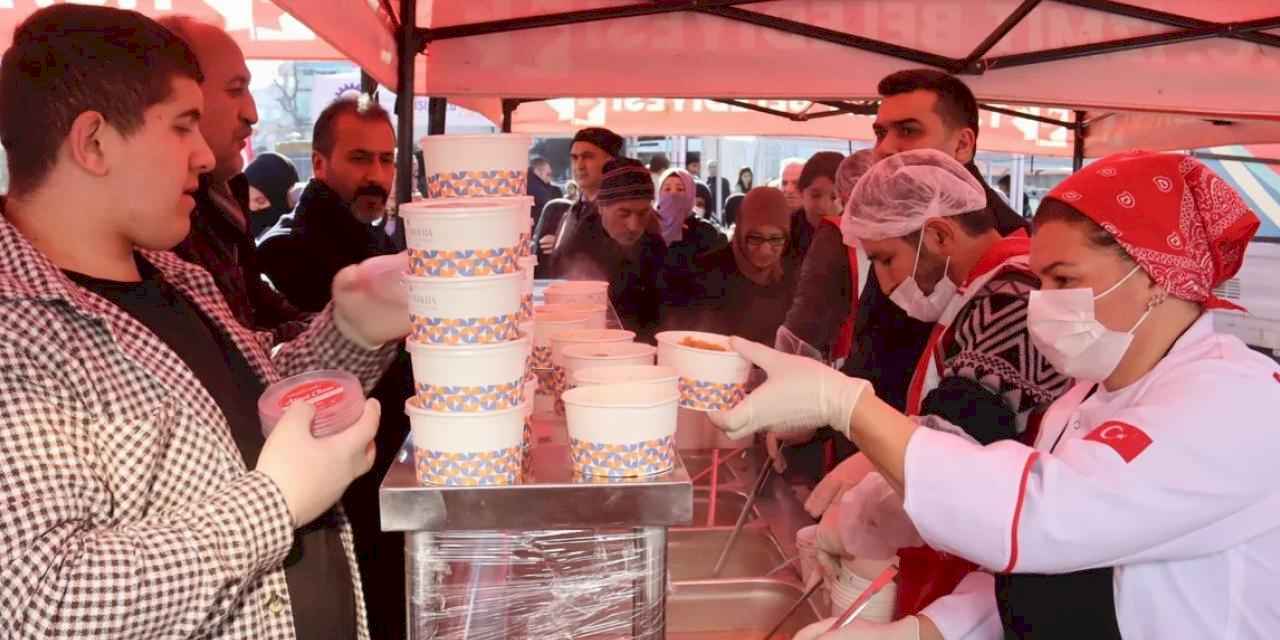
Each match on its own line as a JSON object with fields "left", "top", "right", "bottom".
{"left": 745, "top": 234, "right": 788, "bottom": 249}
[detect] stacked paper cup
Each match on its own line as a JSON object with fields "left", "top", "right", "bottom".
{"left": 402, "top": 134, "right": 535, "bottom": 486}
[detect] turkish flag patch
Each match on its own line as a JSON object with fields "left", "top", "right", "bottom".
{"left": 1084, "top": 421, "right": 1153, "bottom": 463}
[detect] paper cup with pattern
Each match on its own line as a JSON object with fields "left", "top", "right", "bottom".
{"left": 407, "top": 397, "right": 524, "bottom": 486}
{"left": 563, "top": 382, "right": 678, "bottom": 478}
{"left": 406, "top": 272, "right": 522, "bottom": 345}
{"left": 549, "top": 329, "right": 636, "bottom": 414}
{"left": 421, "top": 133, "right": 531, "bottom": 199}
{"left": 544, "top": 280, "right": 610, "bottom": 306}
{"left": 401, "top": 197, "right": 529, "bottom": 277}
{"left": 655, "top": 331, "right": 752, "bottom": 411}
{"left": 560, "top": 342, "right": 656, "bottom": 393}
{"left": 517, "top": 256, "right": 537, "bottom": 324}
{"left": 407, "top": 335, "right": 531, "bottom": 413}
{"left": 535, "top": 302, "right": 607, "bottom": 330}
{"left": 571, "top": 365, "right": 680, "bottom": 398}
{"left": 530, "top": 309, "right": 592, "bottom": 391}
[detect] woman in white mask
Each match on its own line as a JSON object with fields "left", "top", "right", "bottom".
{"left": 711, "top": 151, "right": 1280, "bottom": 640}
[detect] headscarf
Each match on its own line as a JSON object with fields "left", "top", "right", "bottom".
{"left": 244, "top": 152, "right": 299, "bottom": 237}
{"left": 846, "top": 148, "right": 987, "bottom": 242}
{"left": 572, "top": 127, "right": 625, "bottom": 158}
{"left": 837, "top": 150, "right": 877, "bottom": 247}
{"left": 733, "top": 187, "right": 792, "bottom": 286}
{"left": 596, "top": 158, "right": 654, "bottom": 205}
{"left": 1045, "top": 150, "right": 1259, "bottom": 310}
{"left": 656, "top": 168, "right": 696, "bottom": 245}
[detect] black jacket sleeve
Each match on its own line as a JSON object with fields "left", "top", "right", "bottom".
{"left": 919, "top": 377, "right": 1018, "bottom": 445}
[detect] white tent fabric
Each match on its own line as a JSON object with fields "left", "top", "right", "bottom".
{"left": 270, "top": 0, "right": 1280, "bottom": 155}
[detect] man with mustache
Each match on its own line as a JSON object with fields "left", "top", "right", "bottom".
{"left": 159, "top": 16, "right": 307, "bottom": 342}
{"left": 258, "top": 95, "right": 401, "bottom": 313}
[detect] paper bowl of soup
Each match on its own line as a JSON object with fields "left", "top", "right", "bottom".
{"left": 406, "top": 272, "right": 522, "bottom": 345}
{"left": 407, "top": 397, "right": 524, "bottom": 486}
{"left": 420, "top": 133, "right": 531, "bottom": 199}
{"left": 549, "top": 329, "right": 636, "bottom": 413}
{"left": 562, "top": 382, "right": 678, "bottom": 478}
{"left": 655, "top": 331, "right": 751, "bottom": 411}
{"left": 560, "top": 342, "right": 657, "bottom": 392}
{"left": 407, "top": 335, "right": 530, "bottom": 413}
{"left": 401, "top": 197, "right": 529, "bottom": 277}
{"left": 544, "top": 280, "right": 610, "bottom": 306}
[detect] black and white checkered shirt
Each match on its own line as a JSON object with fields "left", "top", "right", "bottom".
{"left": 0, "top": 217, "right": 395, "bottom": 638}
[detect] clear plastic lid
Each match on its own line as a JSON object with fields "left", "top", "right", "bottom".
{"left": 258, "top": 369, "right": 365, "bottom": 438}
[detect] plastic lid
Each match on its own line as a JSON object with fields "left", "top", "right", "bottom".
{"left": 258, "top": 369, "right": 364, "bottom": 438}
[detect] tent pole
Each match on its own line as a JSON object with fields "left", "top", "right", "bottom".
{"left": 1072, "top": 110, "right": 1086, "bottom": 171}
{"left": 428, "top": 98, "right": 447, "bottom": 136}
{"left": 360, "top": 70, "right": 378, "bottom": 97}
{"left": 501, "top": 99, "right": 517, "bottom": 133}
{"left": 394, "top": 0, "right": 418, "bottom": 208}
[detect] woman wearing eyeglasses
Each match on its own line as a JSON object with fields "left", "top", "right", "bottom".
{"left": 662, "top": 186, "right": 797, "bottom": 345}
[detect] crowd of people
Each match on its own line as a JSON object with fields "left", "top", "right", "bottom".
{"left": 1, "top": 4, "right": 1278, "bottom": 640}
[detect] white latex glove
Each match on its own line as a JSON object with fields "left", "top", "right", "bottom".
{"left": 806, "top": 452, "right": 875, "bottom": 517}
{"left": 708, "top": 337, "right": 870, "bottom": 441}
{"left": 794, "top": 616, "right": 920, "bottom": 640}
{"left": 837, "top": 473, "right": 923, "bottom": 561}
{"left": 796, "top": 525, "right": 824, "bottom": 590}
{"left": 256, "top": 399, "right": 380, "bottom": 528}
{"left": 332, "top": 252, "right": 411, "bottom": 349}
{"left": 766, "top": 429, "right": 816, "bottom": 473}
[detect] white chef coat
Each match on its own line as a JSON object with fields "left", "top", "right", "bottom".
{"left": 903, "top": 313, "right": 1280, "bottom": 639}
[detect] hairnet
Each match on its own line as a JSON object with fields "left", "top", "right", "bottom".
{"left": 846, "top": 148, "right": 987, "bottom": 242}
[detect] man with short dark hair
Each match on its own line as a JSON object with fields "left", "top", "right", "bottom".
{"left": 159, "top": 15, "right": 307, "bottom": 342}
{"left": 844, "top": 67, "right": 1027, "bottom": 412}
{"left": 533, "top": 126, "right": 624, "bottom": 267}
{"left": 548, "top": 158, "right": 667, "bottom": 340}
{"left": 0, "top": 6, "right": 406, "bottom": 638}
{"left": 258, "top": 96, "right": 400, "bottom": 313}
{"left": 527, "top": 154, "right": 562, "bottom": 228}
{"left": 705, "top": 159, "right": 732, "bottom": 221}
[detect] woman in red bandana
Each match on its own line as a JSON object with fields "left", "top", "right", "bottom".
{"left": 713, "top": 151, "right": 1280, "bottom": 640}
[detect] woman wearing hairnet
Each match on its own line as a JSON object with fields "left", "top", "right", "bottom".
{"left": 713, "top": 151, "right": 1280, "bottom": 639}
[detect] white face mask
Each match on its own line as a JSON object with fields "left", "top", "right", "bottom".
{"left": 889, "top": 232, "right": 957, "bottom": 322}
{"left": 1028, "top": 266, "right": 1153, "bottom": 383}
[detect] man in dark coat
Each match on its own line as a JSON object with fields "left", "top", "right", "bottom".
{"left": 160, "top": 16, "right": 307, "bottom": 343}
{"left": 257, "top": 96, "right": 400, "bottom": 313}
{"left": 547, "top": 158, "right": 667, "bottom": 342}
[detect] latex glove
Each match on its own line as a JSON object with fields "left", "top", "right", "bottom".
{"left": 331, "top": 252, "right": 411, "bottom": 349}
{"left": 836, "top": 473, "right": 923, "bottom": 561}
{"left": 796, "top": 525, "right": 824, "bottom": 590}
{"left": 256, "top": 399, "right": 380, "bottom": 528}
{"left": 708, "top": 337, "right": 870, "bottom": 441}
{"left": 766, "top": 430, "right": 815, "bottom": 473}
{"left": 806, "top": 453, "right": 875, "bottom": 517}
{"left": 538, "top": 234, "right": 556, "bottom": 253}
{"left": 794, "top": 616, "right": 920, "bottom": 640}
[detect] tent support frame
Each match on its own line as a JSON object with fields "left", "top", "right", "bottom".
{"left": 394, "top": 0, "right": 420, "bottom": 207}
{"left": 407, "top": 0, "right": 1279, "bottom": 79}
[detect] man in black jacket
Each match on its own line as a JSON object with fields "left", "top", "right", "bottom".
{"left": 256, "top": 94, "right": 409, "bottom": 640}
{"left": 772, "top": 68, "right": 1030, "bottom": 479}
{"left": 533, "top": 127, "right": 624, "bottom": 269}
{"left": 257, "top": 96, "right": 400, "bottom": 314}
{"left": 547, "top": 158, "right": 667, "bottom": 341}
{"left": 159, "top": 16, "right": 307, "bottom": 343}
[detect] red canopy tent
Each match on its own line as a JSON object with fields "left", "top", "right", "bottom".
{"left": 266, "top": 0, "right": 1280, "bottom": 200}
{"left": 0, "top": 1, "right": 343, "bottom": 60}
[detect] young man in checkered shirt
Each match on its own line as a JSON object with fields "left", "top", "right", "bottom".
{"left": 0, "top": 6, "right": 409, "bottom": 639}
